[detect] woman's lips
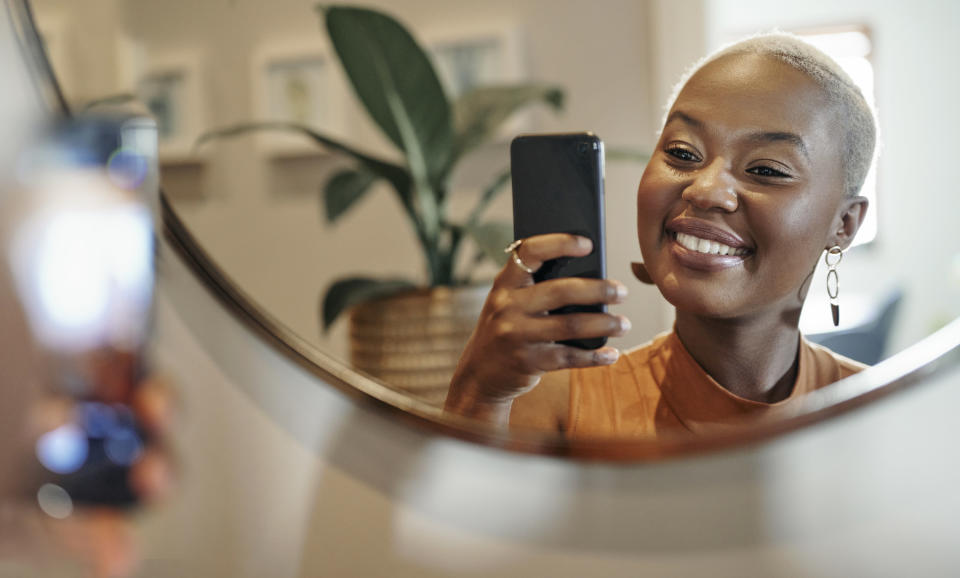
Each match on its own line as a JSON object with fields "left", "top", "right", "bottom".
{"left": 665, "top": 219, "right": 753, "bottom": 272}
{"left": 667, "top": 217, "right": 751, "bottom": 249}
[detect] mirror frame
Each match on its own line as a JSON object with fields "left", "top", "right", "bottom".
{"left": 7, "top": 0, "right": 68, "bottom": 113}
{"left": 20, "top": 0, "right": 960, "bottom": 461}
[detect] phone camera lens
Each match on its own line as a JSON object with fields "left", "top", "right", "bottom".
{"left": 577, "top": 142, "right": 589, "bottom": 154}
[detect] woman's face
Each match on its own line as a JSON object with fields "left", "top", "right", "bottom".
{"left": 637, "top": 53, "right": 850, "bottom": 320}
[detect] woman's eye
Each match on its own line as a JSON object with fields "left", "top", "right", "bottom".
{"left": 746, "top": 165, "right": 790, "bottom": 178}
{"left": 665, "top": 147, "right": 700, "bottom": 162}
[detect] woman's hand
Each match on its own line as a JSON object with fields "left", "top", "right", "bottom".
{"left": 445, "top": 234, "right": 630, "bottom": 425}
{"left": 3, "top": 374, "right": 177, "bottom": 578}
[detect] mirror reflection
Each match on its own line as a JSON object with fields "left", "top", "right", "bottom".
{"left": 32, "top": 0, "right": 960, "bottom": 432}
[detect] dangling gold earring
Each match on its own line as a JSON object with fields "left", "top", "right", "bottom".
{"left": 631, "top": 262, "right": 654, "bottom": 285}
{"left": 825, "top": 246, "right": 843, "bottom": 326}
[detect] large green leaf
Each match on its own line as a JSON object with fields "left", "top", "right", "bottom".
{"left": 324, "top": 168, "right": 378, "bottom": 222}
{"left": 320, "top": 6, "right": 453, "bottom": 191}
{"left": 451, "top": 84, "right": 564, "bottom": 163}
{"left": 196, "top": 121, "right": 413, "bottom": 207}
{"left": 466, "top": 220, "right": 514, "bottom": 267}
{"left": 321, "top": 276, "right": 417, "bottom": 331}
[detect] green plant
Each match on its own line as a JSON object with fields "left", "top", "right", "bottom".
{"left": 200, "top": 5, "right": 647, "bottom": 330}
{"left": 199, "top": 5, "right": 564, "bottom": 329}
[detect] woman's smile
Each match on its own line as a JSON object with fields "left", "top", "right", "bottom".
{"left": 665, "top": 217, "right": 753, "bottom": 272}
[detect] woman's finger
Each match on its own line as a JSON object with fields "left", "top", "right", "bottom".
{"left": 513, "top": 313, "right": 630, "bottom": 343}
{"left": 498, "top": 234, "right": 593, "bottom": 287}
{"left": 517, "top": 277, "right": 627, "bottom": 313}
{"left": 525, "top": 344, "right": 621, "bottom": 373}
{"left": 129, "top": 447, "right": 175, "bottom": 504}
{"left": 130, "top": 375, "right": 177, "bottom": 437}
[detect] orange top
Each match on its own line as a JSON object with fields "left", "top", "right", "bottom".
{"left": 568, "top": 331, "right": 865, "bottom": 438}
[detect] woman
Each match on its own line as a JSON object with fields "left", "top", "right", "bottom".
{"left": 444, "top": 33, "right": 876, "bottom": 437}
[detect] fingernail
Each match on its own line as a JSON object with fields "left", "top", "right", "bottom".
{"left": 613, "top": 281, "right": 628, "bottom": 300}
{"left": 618, "top": 316, "right": 632, "bottom": 333}
{"left": 598, "top": 348, "right": 620, "bottom": 364}
{"left": 578, "top": 236, "right": 593, "bottom": 251}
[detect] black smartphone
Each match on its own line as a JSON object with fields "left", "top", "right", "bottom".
{"left": 9, "top": 114, "right": 158, "bottom": 508}
{"left": 510, "top": 132, "right": 607, "bottom": 349}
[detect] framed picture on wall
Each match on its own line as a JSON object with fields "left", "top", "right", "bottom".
{"left": 425, "top": 22, "right": 523, "bottom": 97}
{"left": 135, "top": 52, "right": 205, "bottom": 162}
{"left": 431, "top": 37, "right": 505, "bottom": 98}
{"left": 424, "top": 22, "right": 526, "bottom": 135}
{"left": 251, "top": 39, "right": 348, "bottom": 156}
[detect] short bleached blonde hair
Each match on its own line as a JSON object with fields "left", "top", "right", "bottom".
{"left": 661, "top": 32, "right": 878, "bottom": 197}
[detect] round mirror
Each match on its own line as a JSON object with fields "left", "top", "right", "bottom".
{"left": 30, "top": 0, "right": 960, "bottom": 456}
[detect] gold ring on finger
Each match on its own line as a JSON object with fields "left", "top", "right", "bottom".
{"left": 504, "top": 239, "right": 536, "bottom": 275}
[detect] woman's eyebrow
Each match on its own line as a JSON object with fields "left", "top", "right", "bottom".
{"left": 744, "top": 131, "right": 810, "bottom": 160}
{"left": 664, "top": 111, "right": 704, "bottom": 131}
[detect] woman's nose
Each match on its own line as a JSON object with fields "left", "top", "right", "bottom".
{"left": 680, "top": 158, "right": 739, "bottom": 212}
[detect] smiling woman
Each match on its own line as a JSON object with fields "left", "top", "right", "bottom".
{"left": 445, "top": 33, "right": 875, "bottom": 435}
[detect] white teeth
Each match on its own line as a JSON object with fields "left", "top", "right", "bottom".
{"left": 675, "top": 232, "right": 748, "bottom": 256}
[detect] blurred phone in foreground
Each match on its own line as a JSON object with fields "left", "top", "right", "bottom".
{"left": 510, "top": 132, "right": 607, "bottom": 349}
{"left": 3, "top": 113, "right": 158, "bottom": 510}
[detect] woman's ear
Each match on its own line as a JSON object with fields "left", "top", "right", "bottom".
{"left": 828, "top": 195, "right": 869, "bottom": 250}
{"left": 631, "top": 261, "right": 654, "bottom": 284}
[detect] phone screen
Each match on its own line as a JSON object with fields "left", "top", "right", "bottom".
{"left": 510, "top": 132, "right": 607, "bottom": 348}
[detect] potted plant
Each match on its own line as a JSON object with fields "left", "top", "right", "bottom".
{"left": 198, "top": 5, "right": 570, "bottom": 402}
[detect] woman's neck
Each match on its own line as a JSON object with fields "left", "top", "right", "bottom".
{"left": 673, "top": 310, "right": 801, "bottom": 403}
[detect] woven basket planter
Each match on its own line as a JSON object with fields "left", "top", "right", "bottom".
{"left": 349, "top": 285, "right": 489, "bottom": 405}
